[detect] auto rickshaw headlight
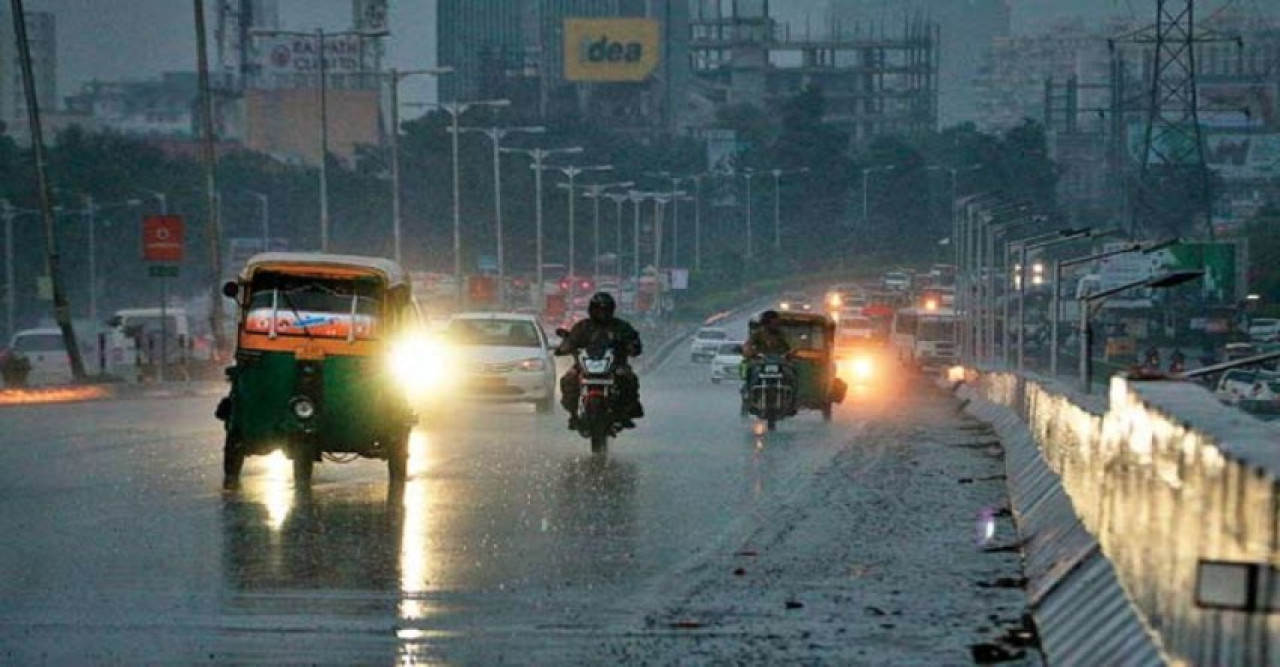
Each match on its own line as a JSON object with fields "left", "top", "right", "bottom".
{"left": 291, "top": 396, "right": 317, "bottom": 420}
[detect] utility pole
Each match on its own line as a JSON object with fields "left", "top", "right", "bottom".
{"left": 195, "top": 0, "right": 225, "bottom": 355}
{"left": 743, "top": 171, "right": 755, "bottom": 260}
{"left": 11, "top": 0, "right": 85, "bottom": 379}
{"left": 770, "top": 168, "right": 809, "bottom": 253}
{"left": 550, "top": 164, "right": 613, "bottom": 308}
{"left": 580, "top": 181, "right": 633, "bottom": 282}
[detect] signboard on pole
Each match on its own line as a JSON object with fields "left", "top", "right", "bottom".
{"left": 143, "top": 215, "right": 184, "bottom": 262}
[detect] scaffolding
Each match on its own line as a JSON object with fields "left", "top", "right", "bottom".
{"left": 688, "top": 1, "right": 938, "bottom": 143}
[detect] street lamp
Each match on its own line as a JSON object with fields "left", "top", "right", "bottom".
{"left": 251, "top": 27, "right": 389, "bottom": 253}
{"left": 456, "top": 124, "right": 543, "bottom": 298}
{"left": 136, "top": 189, "right": 168, "bottom": 215}
{"left": 1006, "top": 227, "right": 1094, "bottom": 371}
{"left": 1078, "top": 269, "right": 1202, "bottom": 393}
{"left": 603, "top": 192, "right": 630, "bottom": 280}
{"left": 381, "top": 67, "right": 453, "bottom": 265}
{"left": 499, "top": 146, "right": 583, "bottom": 310}
{"left": 79, "top": 196, "right": 142, "bottom": 323}
{"left": 1050, "top": 238, "right": 1177, "bottom": 376}
{"left": 549, "top": 164, "right": 613, "bottom": 308}
{"left": 580, "top": 181, "right": 633, "bottom": 282}
{"left": 627, "top": 191, "right": 659, "bottom": 283}
{"left": 770, "top": 167, "right": 809, "bottom": 252}
{"left": 422, "top": 98, "right": 511, "bottom": 293}
{"left": 742, "top": 170, "right": 756, "bottom": 260}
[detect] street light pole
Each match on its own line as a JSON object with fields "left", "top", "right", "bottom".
{"left": 580, "top": 181, "right": 634, "bottom": 282}
{"left": 1, "top": 201, "right": 14, "bottom": 338}
{"left": 693, "top": 174, "right": 703, "bottom": 272}
{"left": 550, "top": 164, "right": 613, "bottom": 307}
{"left": 317, "top": 28, "right": 330, "bottom": 252}
{"left": 384, "top": 67, "right": 453, "bottom": 266}
{"left": 770, "top": 168, "right": 809, "bottom": 253}
{"left": 604, "top": 192, "right": 628, "bottom": 279}
{"left": 246, "top": 191, "right": 270, "bottom": 246}
{"left": 457, "top": 125, "right": 542, "bottom": 298}
{"left": 499, "top": 145, "right": 583, "bottom": 310}
{"left": 743, "top": 170, "right": 755, "bottom": 260}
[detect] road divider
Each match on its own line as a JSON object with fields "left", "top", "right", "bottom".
{"left": 955, "top": 369, "right": 1280, "bottom": 665}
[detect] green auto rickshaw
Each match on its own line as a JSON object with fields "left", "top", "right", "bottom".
{"left": 773, "top": 311, "right": 847, "bottom": 420}
{"left": 216, "top": 252, "right": 419, "bottom": 487}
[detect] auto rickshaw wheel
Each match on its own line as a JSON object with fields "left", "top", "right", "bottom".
{"left": 388, "top": 431, "right": 410, "bottom": 483}
{"left": 292, "top": 448, "right": 314, "bottom": 485}
{"left": 222, "top": 432, "right": 245, "bottom": 484}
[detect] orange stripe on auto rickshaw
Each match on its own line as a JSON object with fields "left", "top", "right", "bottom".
{"left": 235, "top": 331, "right": 382, "bottom": 357}
{"left": 243, "top": 263, "right": 392, "bottom": 282}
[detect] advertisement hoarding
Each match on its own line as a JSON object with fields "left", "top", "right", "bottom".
{"left": 1153, "top": 239, "right": 1249, "bottom": 304}
{"left": 563, "top": 18, "right": 660, "bottom": 82}
{"left": 143, "top": 215, "right": 184, "bottom": 263}
{"left": 254, "top": 32, "right": 375, "bottom": 76}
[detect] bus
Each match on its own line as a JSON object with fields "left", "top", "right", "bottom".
{"left": 890, "top": 306, "right": 959, "bottom": 370}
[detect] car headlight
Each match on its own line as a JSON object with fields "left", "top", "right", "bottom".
{"left": 290, "top": 396, "right": 317, "bottom": 420}
{"left": 517, "top": 357, "right": 546, "bottom": 372}
{"left": 780, "top": 302, "right": 791, "bottom": 310}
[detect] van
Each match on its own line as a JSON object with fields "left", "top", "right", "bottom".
{"left": 104, "top": 308, "right": 198, "bottom": 369}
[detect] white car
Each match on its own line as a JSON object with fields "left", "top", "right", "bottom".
{"left": 690, "top": 326, "right": 729, "bottom": 362}
{"left": 1247, "top": 318, "right": 1280, "bottom": 342}
{"left": 442, "top": 312, "right": 558, "bottom": 412}
{"left": 6, "top": 328, "right": 87, "bottom": 386}
{"left": 1215, "top": 369, "right": 1276, "bottom": 405}
{"left": 709, "top": 342, "right": 744, "bottom": 384}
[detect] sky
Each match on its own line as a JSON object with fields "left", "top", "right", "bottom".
{"left": 29, "top": 0, "right": 1263, "bottom": 113}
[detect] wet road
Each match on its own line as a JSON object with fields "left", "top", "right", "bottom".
{"left": 0, "top": 310, "right": 1028, "bottom": 664}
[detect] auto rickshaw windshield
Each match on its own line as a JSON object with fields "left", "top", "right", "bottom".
{"left": 245, "top": 273, "right": 384, "bottom": 339}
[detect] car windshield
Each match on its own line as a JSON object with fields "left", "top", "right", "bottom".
{"left": 12, "top": 333, "right": 65, "bottom": 353}
{"left": 1252, "top": 319, "right": 1279, "bottom": 328}
{"left": 918, "top": 320, "right": 956, "bottom": 341}
{"left": 697, "top": 329, "right": 727, "bottom": 340}
{"left": 717, "top": 342, "right": 742, "bottom": 355}
{"left": 445, "top": 319, "right": 542, "bottom": 348}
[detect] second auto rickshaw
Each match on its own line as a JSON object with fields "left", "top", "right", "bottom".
{"left": 216, "top": 252, "right": 419, "bottom": 487}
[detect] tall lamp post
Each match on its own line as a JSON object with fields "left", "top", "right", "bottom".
{"left": 420, "top": 99, "right": 511, "bottom": 293}
{"left": 499, "top": 146, "right": 583, "bottom": 310}
{"left": 550, "top": 164, "right": 613, "bottom": 308}
{"left": 382, "top": 67, "right": 452, "bottom": 265}
{"left": 1050, "top": 239, "right": 1177, "bottom": 376}
{"left": 580, "top": 181, "right": 634, "bottom": 282}
{"left": 603, "top": 192, "right": 629, "bottom": 279}
{"left": 742, "top": 169, "right": 756, "bottom": 260}
{"left": 79, "top": 196, "right": 142, "bottom": 323}
{"left": 1005, "top": 227, "right": 1091, "bottom": 369}
{"left": 1078, "top": 270, "right": 1202, "bottom": 393}
{"left": 455, "top": 124, "right": 543, "bottom": 298}
{"left": 770, "top": 167, "right": 809, "bottom": 253}
{"left": 627, "top": 191, "right": 657, "bottom": 283}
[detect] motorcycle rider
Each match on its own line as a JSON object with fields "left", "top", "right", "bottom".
{"left": 742, "top": 310, "right": 793, "bottom": 403}
{"left": 556, "top": 292, "right": 644, "bottom": 429}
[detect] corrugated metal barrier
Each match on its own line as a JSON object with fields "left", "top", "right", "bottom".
{"left": 961, "top": 370, "right": 1280, "bottom": 666}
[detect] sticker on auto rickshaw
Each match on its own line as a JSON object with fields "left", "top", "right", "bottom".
{"left": 244, "top": 308, "right": 378, "bottom": 339}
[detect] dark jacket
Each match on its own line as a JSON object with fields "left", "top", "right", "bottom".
{"left": 558, "top": 317, "right": 643, "bottom": 363}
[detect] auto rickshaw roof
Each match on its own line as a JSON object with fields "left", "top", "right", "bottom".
{"left": 773, "top": 311, "right": 834, "bottom": 327}
{"left": 240, "top": 252, "right": 409, "bottom": 287}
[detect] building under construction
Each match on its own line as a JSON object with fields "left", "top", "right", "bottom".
{"left": 687, "top": 0, "right": 938, "bottom": 143}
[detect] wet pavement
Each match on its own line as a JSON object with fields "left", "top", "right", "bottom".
{"left": 0, "top": 310, "right": 1033, "bottom": 664}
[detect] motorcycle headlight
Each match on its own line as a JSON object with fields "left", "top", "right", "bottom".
{"left": 517, "top": 357, "right": 546, "bottom": 372}
{"left": 290, "top": 396, "right": 317, "bottom": 420}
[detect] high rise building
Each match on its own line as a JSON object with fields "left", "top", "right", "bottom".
{"left": 828, "top": 0, "right": 1010, "bottom": 127}
{"left": 0, "top": 9, "right": 58, "bottom": 127}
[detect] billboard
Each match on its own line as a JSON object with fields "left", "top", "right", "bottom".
{"left": 1205, "top": 133, "right": 1280, "bottom": 180}
{"left": 143, "top": 216, "right": 184, "bottom": 262}
{"left": 1153, "top": 239, "right": 1248, "bottom": 304}
{"left": 563, "top": 18, "right": 660, "bottom": 82}
{"left": 254, "top": 32, "right": 375, "bottom": 76}
{"left": 1199, "top": 81, "right": 1278, "bottom": 130}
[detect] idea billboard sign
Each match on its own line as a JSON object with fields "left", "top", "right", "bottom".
{"left": 563, "top": 18, "right": 660, "bottom": 82}
{"left": 143, "top": 215, "right": 184, "bottom": 262}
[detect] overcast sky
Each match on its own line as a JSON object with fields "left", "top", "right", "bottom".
{"left": 31, "top": 0, "right": 1265, "bottom": 110}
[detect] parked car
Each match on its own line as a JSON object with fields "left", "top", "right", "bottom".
{"left": 690, "top": 326, "right": 729, "bottom": 362}
{"left": 1247, "top": 318, "right": 1280, "bottom": 342}
{"left": 441, "top": 312, "right": 558, "bottom": 412}
{"left": 6, "top": 328, "right": 82, "bottom": 386}
{"left": 709, "top": 341, "right": 744, "bottom": 384}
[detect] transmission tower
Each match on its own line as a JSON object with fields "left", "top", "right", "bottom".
{"left": 1112, "top": 0, "right": 1236, "bottom": 240}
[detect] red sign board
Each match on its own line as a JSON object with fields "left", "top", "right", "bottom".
{"left": 143, "top": 215, "right": 184, "bottom": 262}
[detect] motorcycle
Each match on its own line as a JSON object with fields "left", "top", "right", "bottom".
{"left": 745, "top": 353, "right": 796, "bottom": 431}
{"left": 556, "top": 329, "right": 624, "bottom": 453}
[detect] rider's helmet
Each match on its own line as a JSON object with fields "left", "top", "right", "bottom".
{"left": 588, "top": 292, "right": 616, "bottom": 323}
{"left": 759, "top": 309, "right": 780, "bottom": 328}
